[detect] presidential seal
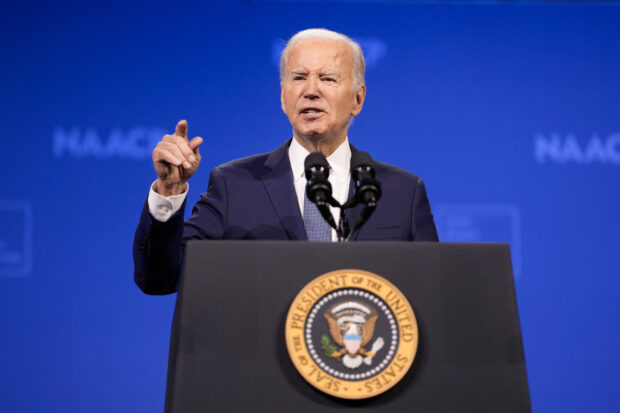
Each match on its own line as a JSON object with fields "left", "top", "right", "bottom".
{"left": 285, "top": 269, "right": 418, "bottom": 399}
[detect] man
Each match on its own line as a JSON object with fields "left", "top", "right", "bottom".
{"left": 133, "top": 28, "right": 438, "bottom": 295}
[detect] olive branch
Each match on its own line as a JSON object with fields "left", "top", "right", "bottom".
{"left": 321, "top": 334, "right": 338, "bottom": 358}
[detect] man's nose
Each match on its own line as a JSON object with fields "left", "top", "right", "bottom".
{"left": 303, "top": 76, "right": 320, "bottom": 99}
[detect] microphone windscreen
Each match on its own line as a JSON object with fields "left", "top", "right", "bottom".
{"left": 304, "top": 152, "right": 329, "bottom": 171}
{"left": 350, "top": 151, "right": 373, "bottom": 171}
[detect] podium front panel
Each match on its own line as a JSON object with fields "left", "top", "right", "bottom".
{"left": 165, "top": 241, "right": 530, "bottom": 413}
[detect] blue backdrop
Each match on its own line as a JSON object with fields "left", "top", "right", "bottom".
{"left": 1, "top": 1, "right": 618, "bottom": 411}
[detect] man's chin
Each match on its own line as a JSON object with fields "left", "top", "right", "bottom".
{"left": 296, "top": 130, "right": 328, "bottom": 143}
{"left": 294, "top": 124, "right": 349, "bottom": 143}
{"left": 297, "top": 123, "right": 325, "bottom": 135}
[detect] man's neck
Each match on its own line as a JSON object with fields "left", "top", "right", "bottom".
{"left": 293, "top": 133, "right": 347, "bottom": 157}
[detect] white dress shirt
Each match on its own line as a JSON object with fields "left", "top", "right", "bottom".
{"left": 147, "top": 137, "right": 352, "bottom": 241}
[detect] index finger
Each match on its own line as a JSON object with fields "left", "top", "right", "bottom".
{"left": 175, "top": 119, "right": 188, "bottom": 140}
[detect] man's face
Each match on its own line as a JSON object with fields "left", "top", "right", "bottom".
{"left": 281, "top": 39, "right": 366, "bottom": 146}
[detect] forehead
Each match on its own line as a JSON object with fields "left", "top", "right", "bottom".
{"left": 286, "top": 38, "right": 354, "bottom": 73}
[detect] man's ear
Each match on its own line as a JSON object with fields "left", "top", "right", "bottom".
{"left": 280, "top": 87, "right": 286, "bottom": 113}
{"left": 351, "top": 85, "right": 366, "bottom": 117}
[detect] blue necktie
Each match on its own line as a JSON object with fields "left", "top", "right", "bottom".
{"left": 303, "top": 191, "right": 332, "bottom": 241}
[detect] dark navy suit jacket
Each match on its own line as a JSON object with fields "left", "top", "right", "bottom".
{"left": 133, "top": 140, "right": 438, "bottom": 295}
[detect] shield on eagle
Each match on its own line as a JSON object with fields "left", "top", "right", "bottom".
{"left": 344, "top": 331, "right": 362, "bottom": 355}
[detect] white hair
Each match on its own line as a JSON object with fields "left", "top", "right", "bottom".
{"left": 279, "top": 28, "right": 366, "bottom": 90}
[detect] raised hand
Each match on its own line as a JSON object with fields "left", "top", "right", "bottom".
{"left": 152, "top": 120, "right": 203, "bottom": 196}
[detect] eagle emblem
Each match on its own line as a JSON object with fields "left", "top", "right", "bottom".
{"left": 323, "top": 301, "right": 385, "bottom": 369}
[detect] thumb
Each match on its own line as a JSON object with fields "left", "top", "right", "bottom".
{"left": 175, "top": 119, "right": 188, "bottom": 140}
{"left": 189, "top": 136, "right": 203, "bottom": 153}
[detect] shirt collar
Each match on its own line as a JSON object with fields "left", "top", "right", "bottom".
{"left": 288, "top": 137, "right": 351, "bottom": 183}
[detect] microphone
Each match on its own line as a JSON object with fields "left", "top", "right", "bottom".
{"left": 304, "top": 152, "right": 332, "bottom": 206}
{"left": 304, "top": 152, "right": 339, "bottom": 232}
{"left": 351, "top": 151, "right": 382, "bottom": 207}
{"left": 344, "top": 151, "right": 381, "bottom": 241}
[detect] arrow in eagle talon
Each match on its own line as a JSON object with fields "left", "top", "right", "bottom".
{"left": 363, "top": 337, "right": 385, "bottom": 365}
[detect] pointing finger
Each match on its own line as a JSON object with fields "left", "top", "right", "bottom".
{"left": 175, "top": 119, "right": 188, "bottom": 140}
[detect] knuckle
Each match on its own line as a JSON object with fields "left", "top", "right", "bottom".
{"left": 153, "top": 147, "right": 164, "bottom": 158}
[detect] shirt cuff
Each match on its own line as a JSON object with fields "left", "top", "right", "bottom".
{"left": 147, "top": 181, "right": 188, "bottom": 222}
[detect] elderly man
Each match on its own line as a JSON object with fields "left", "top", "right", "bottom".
{"left": 133, "top": 28, "right": 438, "bottom": 295}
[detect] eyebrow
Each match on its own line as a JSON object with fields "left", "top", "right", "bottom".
{"left": 289, "top": 70, "right": 340, "bottom": 78}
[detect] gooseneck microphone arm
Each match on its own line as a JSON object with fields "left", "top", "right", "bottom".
{"left": 346, "top": 205, "right": 376, "bottom": 241}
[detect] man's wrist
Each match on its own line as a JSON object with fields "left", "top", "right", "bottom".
{"left": 148, "top": 180, "right": 188, "bottom": 222}
{"left": 155, "top": 180, "right": 188, "bottom": 197}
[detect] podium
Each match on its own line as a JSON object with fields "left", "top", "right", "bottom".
{"left": 165, "top": 241, "right": 531, "bottom": 412}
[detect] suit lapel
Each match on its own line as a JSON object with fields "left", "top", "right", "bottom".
{"left": 262, "top": 140, "right": 307, "bottom": 240}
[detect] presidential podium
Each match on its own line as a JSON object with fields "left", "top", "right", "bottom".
{"left": 164, "top": 241, "right": 531, "bottom": 412}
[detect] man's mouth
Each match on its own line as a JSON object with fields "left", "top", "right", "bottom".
{"left": 300, "top": 108, "right": 324, "bottom": 114}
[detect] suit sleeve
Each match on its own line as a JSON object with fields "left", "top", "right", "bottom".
{"left": 132, "top": 167, "right": 229, "bottom": 295}
{"left": 411, "top": 178, "right": 439, "bottom": 241}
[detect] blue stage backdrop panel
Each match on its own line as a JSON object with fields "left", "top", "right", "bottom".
{"left": 1, "top": 1, "right": 618, "bottom": 412}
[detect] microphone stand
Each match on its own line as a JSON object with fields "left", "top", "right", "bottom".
{"left": 338, "top": 173, "right": 381, "bottom": 241}
{"left": 337, "top": 207, "right": 350, "bottom": 242}
{"left": 312, "top": 193, "right": 377, "bottom": 242}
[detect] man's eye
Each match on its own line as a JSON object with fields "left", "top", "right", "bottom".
{"left": 293, "top": 76, "right": 305, "bottom": 81}
{"left": 322, "top": 77, "right": 335, "bottom": 82}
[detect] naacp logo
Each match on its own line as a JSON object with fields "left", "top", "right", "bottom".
{"left": 285, "top": 269, "right": 418, "bottom": 399}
